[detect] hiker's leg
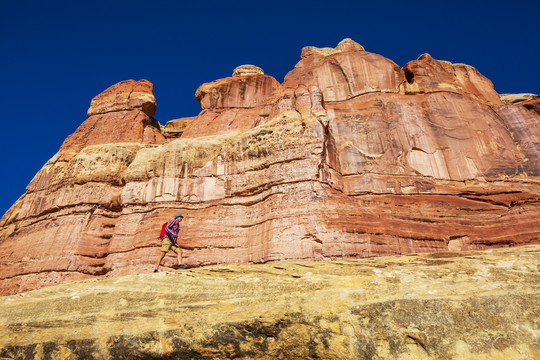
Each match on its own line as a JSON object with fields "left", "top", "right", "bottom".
{"left": 154, "top": 251, "right": 166, "bottom": 270}
{"left": 173, "top": 247, "right": 183, "bottom": 266}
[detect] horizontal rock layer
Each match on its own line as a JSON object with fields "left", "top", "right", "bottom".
{"left": 1, "top": 245, "right": 538, "bottom": 359}
{"left": 1, "top": 39, "right": 539, "bottom": 295}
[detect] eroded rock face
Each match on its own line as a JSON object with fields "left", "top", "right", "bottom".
{"left": 187, "top": 68, "right": 280, "bottom": 138}
{"left": 87, "top": 79, "right": 157, "bottom": 117}
{"left": 521, "top": 95, "right": 540, "bottom": 115}
{"left": 501, "top": 93, "right": 540, "bottom": 115}
{"left": 288, "top": 42, "right": 404, "bottom": 102}
{"left": 402, "top": 54, "right": 502, "bottom": 105}
{"left": 60, "top": 79, "right": 165, "bottom": 154}
{"left": 1, "top": 246, "right": 538, "bottom": 359}
{"left": 1, "top": 39, "right": 539, "bottom": 295}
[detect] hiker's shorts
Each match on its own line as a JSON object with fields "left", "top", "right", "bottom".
{"left": 161, "top": 236, "right": 179, "bottom": 252}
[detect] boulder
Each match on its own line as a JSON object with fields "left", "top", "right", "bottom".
{"left": 232, "top": 64, "right": 265, "bottom": 76}
{"left": 500, "top": 93, "right": 537, "bottom": 104}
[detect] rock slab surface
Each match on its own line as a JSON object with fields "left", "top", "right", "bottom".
{"left": 0, "top": 245, "right": 538, "bottom": 359}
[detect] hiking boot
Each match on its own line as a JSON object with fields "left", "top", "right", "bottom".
{"left": 177, "top": 264, "right": 189, "bottom": 270}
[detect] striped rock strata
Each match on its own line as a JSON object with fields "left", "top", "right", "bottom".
{"left": 1, "top": 39, "right": 539, "bottom": 295}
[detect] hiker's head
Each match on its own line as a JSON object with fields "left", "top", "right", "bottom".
{"left": 175, "top": 214, "right": 184, "bottom": 221}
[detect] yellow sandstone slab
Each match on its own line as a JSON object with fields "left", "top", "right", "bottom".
{"left": 1, "top": 245, "right": 539, "bottom": 359}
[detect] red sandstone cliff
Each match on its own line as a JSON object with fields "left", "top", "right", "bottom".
{"left": 1, "top": 39, "right": 539, "bottom": 295}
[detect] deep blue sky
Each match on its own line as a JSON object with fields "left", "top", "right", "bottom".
{"left": 1, "top": 0, "right": 539, "bottom": 217}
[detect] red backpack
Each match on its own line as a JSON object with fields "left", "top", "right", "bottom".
{"left": 159, "top": 221, "right": 168, "bottom": 238}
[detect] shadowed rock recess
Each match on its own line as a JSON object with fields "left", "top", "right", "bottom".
{"left": 0, "top": 246, "right": 539, "bottom": 359}
{"left": 1, "top": 39, "right": 539, "bottom": 299}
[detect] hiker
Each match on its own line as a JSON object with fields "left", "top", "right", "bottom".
{"left": 154, "top": 214, "right": 189, "bottom": 272}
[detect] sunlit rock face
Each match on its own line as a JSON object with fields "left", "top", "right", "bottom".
{"left": 1, "top": 39, "right": 539, "bottom": 295}
{"left": 187, "top": 69, "right": 280, "bottom": 138}
{"left": 501, "top": 93, "right": 540, "bottom": 116}
{"left": 62, "top": 79, "right": 165, "bottom": 153}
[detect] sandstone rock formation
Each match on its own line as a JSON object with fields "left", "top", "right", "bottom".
{"left": 232, "top": 64, "right": 265, "bottom": 76}
{"left": 188, "top": 67, "right": 280, "bottom": 138}
{"left": 1, "top": 39, "right": 540, "bottom": 295}
{"left": 1, "top": 245, "right": 538, "bottom": 359}
{"left": 521, "top": 95, "right": 540, "bottom": 115}
{"left": 61, "top": 79, "right": 165, "bottom": 153}
{"left": 501, "top": 93, "right": 540, "bottom": 115}
{"left": 402, "top": 53, "right": 502, "bottom": 105}
{"left": 500, "top": 93, "right": 537, "bottom": 104}
{"left": 161, "top": 116, "right": 198, "bottom": 139}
